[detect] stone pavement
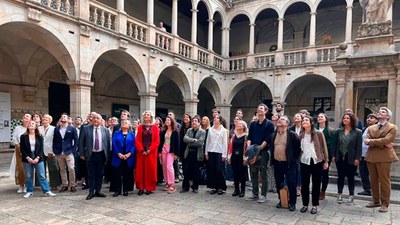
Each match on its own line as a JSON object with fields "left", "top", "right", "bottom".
{"left": 1, "top": 152, "right": 400, "bottom": 225}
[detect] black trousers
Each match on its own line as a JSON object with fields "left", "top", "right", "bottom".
{"left": 320, "top": 160, "right": 331, "bottom": 192}
{"left": 274, "top": 161, "right": 298, "bottom": 205}
{"left": 301, "top": 160, "right": 323, "bottom": 206}
{"left": 231, "top": 154, "right": 246, "bottom": 192}
{"left": 182, "top": 151, "right": 200, "bottom": 191}
{"left": 336, "top": 157, "right": 356, "bottom": 195}
{"left": 206, "top": 152, "right": 227, "bottom": 191}
{"left": 87, "top": 151, "right": 106, "bottom": 194}
{"left": 359, "top": 156, "right": 371, "bottom": 192}
{"left": 112, "top": 161, "right": 134, "bottom": 193}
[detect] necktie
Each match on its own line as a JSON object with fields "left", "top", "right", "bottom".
{"left": 94, "top": 128, "right": 99, "bottom": 150}
{"left": 378, "top": 124, "right": 383, "bottom": 130}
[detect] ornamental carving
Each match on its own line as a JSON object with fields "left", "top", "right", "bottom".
{"left": 28, "top": 8, "right": 42, "bottom": 22}
{"left": 357, "top": 21, "right": 392, "bottom": 38}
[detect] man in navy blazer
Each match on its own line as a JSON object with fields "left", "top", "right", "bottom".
{"left": 53, "top": 113, "right": 79, "bottom": 192}
{"left": 79, "top": 112, "right": 111, "bottom": 200}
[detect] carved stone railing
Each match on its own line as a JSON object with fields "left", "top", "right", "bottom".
{"left": 284, "top": 49, "right": 306, "bottom": 65}
{"left": 155, "top": 31, "right": 173, "bottom": 51}
{"left": 316, "top": 45, "right": 339, "bottom": 62}
{"left": 255, "top": 53, "right": 275, "bottom": 68}
{"left": 229, "top": 57, "right": 247, "bottom": 71}
{"left": 213, "top": 55, "right": 223, "bottom": 70}
{"left": 197, "top": 48, "right": 209, "bottom": 65}
{"left": 89, "top": 2, "right": 117, "bottom": 31}
{"left": 126, "top": 16, "right": 147, "bottom": 43}
{"left": 40, "top": 0, "right": 76, "bottom": 15}
{"left": 178, "top": 40, "right": 192, "bottom": 59}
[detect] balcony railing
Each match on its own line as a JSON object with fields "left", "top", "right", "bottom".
{"left": 89, "top": 2, "right": 117, "bottom": 31}
{"left": 178, "top": 40, "right": 192, "bottom": 59}
{"left": 155, "top": 31, "right": 173, "bottom": 51}
{"left": 127, "top": 16, "right": 148, "bottom": 43}
{"left": 40, "top": 0, "right": 76, "bottom": 15}
{"left": 284, "top": 50, "right": 306, "bottom": 65}
{"left": 197, "top": 48, "right": 209, "bottom": 65}
{"left": 213, "top": 55, "right": 223, "bottom": 70}
{"left": 316, "top": 45, "right": 339, "bottom": 62}
{"left": 255, "top": 53, "right": 275, "bottom": 68}
{"left": 229, "top": 57, "right": 247, "bottom": 71}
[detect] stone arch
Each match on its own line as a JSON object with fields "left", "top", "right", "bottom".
{"left": 213, "top": 7, "right": 228, "bottom": 27}
{"left": 195, "top": 0, "right": 212, "bottom": 18}
{"left": 198, "top": 77, "right": 222, "bottom": 103}
{"left": 282, "top": 0, "right": 314, "bottom": 16}
{"left": 283, "top": 74, "right": 336, "bottom": 116}
{"left": 157, "top": 66, "right": 192, "bottom": 100}
{"left": 227, "top": 11, "right": 252, "bottom": 27}
{"left": 252, "top": 4, "right": 280, "bottom": 24}
{"left": 197, "top": 77, "right": 221, "bottom": 117}
{"left": 90, "top": 49, "right": 147, "bottom": 92}
{"left": 228, "top": 79, "right": 272, "bottom": 105}
{"left": 0, "top": 21, "right": 77, "bottom": 81}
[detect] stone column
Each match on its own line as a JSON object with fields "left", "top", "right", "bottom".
{"left": 68, "top": 79, "right": 94, "bottom": 118}
{"left": 387, "top": 3, "right": 393, "bottom": 22}
{"left": 345, "top": 6, "right": 353, "bottom": 43}
{"left": 221, "top": 27, "right": 230, "bottom": 57}
{"left": 191, "top": 8, "right": 198, "bottom": 44}
{"left": 388, "top": 77, "right": 397, "bottom": 123}
{"left": 79, "top": 0, "right": 90, "bottom": 20}
{"left": 309, "top": 12, "right": 316, "bottom": 47}
{"left": 147, "top": 0, "right": 154, "bottom": 25}
{"left": 171, "top": 0, "right": 178, "bottom": 35}
{"left": 344, "top": 78, "right": 353, "bottom": 111}
{"left": 334, "top": 80, "right": 346, "bottom": 128}
{"left": 208, "top": 19, "right": 214, "bottom": 51}
{"left": 138, "top": 91, "right": 158, "bottom": 114}
{"left": 215, "top": 104, "right": 232, "bottom": 124}
{"left": 396, "top": 75, "right": 400, "bottom": 126}
{"left": 184, "top": 99, "right": 199, "bottom": 116}
{"left": 117, "top": 0, "right": 124, "bottom": 12}
{"left": 249, "top": 23, "right": 255, "bottom": 54}
{"left": 277, "top": 18, "right": 284, "bottom": 51}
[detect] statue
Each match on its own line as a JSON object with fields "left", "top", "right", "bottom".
{"left": 362, "top": 0, "right": 394, "bottom": 23}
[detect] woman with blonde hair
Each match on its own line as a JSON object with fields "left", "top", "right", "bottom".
{"left": 135, "top": 110, "right": 160, "bottom": 195}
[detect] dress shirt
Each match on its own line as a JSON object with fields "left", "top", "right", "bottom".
{"left": 301, "top": 134, "right": 319, "bottom": 165}
{"left": 362, "top": 127, "right": 369, "bottom": 157}
{"left": 205, "top": 126, "right": 228, "bottom": 158}
{"left": 93, "top": 126, "right": 103, "bottom": 152}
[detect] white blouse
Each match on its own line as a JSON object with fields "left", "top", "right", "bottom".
{"left": 205, "top": 126, "right": 228, "bottom": 158}
{"left": 300, "top": 133, "right": 320, "bottom": 165}
{"left": 39, "top": 125, "right": 55, "bottom": 155}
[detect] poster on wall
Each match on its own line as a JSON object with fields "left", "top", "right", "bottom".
{"left": 0, "top": 92, "right": 11, "bottom": 142}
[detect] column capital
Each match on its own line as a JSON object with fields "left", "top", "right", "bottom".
{"left": 191, "top": 9, "right": 199, "bottom": 13}
{"left": 67, "top": 80, "right": 94, "bottom": 88}
{"left": 310, "top": 12, "right": 317, "bottom": 16}
{"left": 278, "top": 17, "right": 284, "bottom": 21}
{"left": 183, "top": 98, "right": 200, "bottom": 103}
{"left": 346, "top": 5, "right": 353, "bottom": 10}
{"left": 249, "top": 23, "right": 255, "bottom": 27}
{"left": 222, "top": 27, "right": 231, "bottom": 31}
{"left": 208, "top": 19, "right": 214, "bottom": 23}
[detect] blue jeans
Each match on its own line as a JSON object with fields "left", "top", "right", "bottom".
{"left": 23, "top": 161, "right": 50, "bottom": 193}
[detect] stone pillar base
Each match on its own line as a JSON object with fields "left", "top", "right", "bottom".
{"left": 354, "top": 34, "right": 395, "bottom": 57}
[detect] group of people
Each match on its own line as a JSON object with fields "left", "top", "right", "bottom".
{"left": 10, "top": 105, "right": 398, "bottom": 214}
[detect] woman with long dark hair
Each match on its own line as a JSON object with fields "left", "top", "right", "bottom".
{"left": 205, "top": 115, "right": 228, "bottom": 195}
{"left": 20, "top": 120, "right": 56, "bottom": 198}
{"left": 315, "top": 113, "right": 335, "bottom": 200}
{"left": 158, "top": 116, "right": 180, "bottom": 193}
{"left": 299, "top": 116, "right": 329, "bottom": 214}
{"left": 333, "top": 113, "right": 362, "bottom": 205}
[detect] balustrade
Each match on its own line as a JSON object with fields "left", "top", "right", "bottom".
{"left": 197, "top": 49, "right": 209, "bottom": 65}
{"left": 255, "top": 54, "right": 275, "bottom": 68}
{"left": 40, "top": 0, "right": 75, "bottom": 15}
{"left": 89, "top": 3, "right": 117, "bottom": 31}
{"left": 229, "top": 58, "right": 247, "bottom": 71}
{"left": 127, "top": 18, "right": 147, "bottom": 43}
{"left": 155, "top": 32, "right": 173, "bottom": 51}
{"left": 179, "top": 42, "right": 192, "bottom": 59}
{"left": 284, "top": 50, "right": 306, "bottom": 65}
{"left": 316, "top": 46, "right": 339, "bottom": 62}
{"left": 213, "top": 56, "right": 223, "bottom": 70}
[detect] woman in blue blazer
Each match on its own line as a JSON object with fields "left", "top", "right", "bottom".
{"left": 111, "top": 119, "right": 136, "bottom": 197}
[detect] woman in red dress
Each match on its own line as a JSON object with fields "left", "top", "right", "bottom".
{"left": 135, "top": 110, "right": 160, "bottom": 195}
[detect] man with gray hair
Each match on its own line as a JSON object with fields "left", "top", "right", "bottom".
{"left": 270, "top": 116, "right": 301, "bottom": 211}
{"left": 365, "top": 107, "right": 398, "bottom": 212}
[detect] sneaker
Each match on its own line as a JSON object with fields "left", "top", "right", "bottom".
{"left": 23, "top": 187, "right": 27, "bottom": 193}
{"left": 45, "top": 191, "right": 56, "bottom": 197}
{"left": 347, "top": 196, "right": 354, "bottom": 205}
{"left": 257, "top": 195, "right": 267, "bottom": 203}
{"left": 337, "top": 195, "right": 343, "bottom": 204}
{"left": 23, "top": 192, "right": 33, "bottom": 198}
{"left": 246, "top": 194, "right": 258, "bottom": 201}
{"left": 17, "top": 187, "right": 23, "bottom": 194}
{"left": 174, "top": 178, "right": 180, "bottom": 183}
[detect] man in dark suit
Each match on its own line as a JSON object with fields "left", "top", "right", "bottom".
{"left": 365, "top": 107, "right": 398, "bottom": 212}
{"left": 53, "top": 113, "right": 79, "bottom": 192}
{"left": 79, "top": 112, "right": 111, "bottom": 200}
